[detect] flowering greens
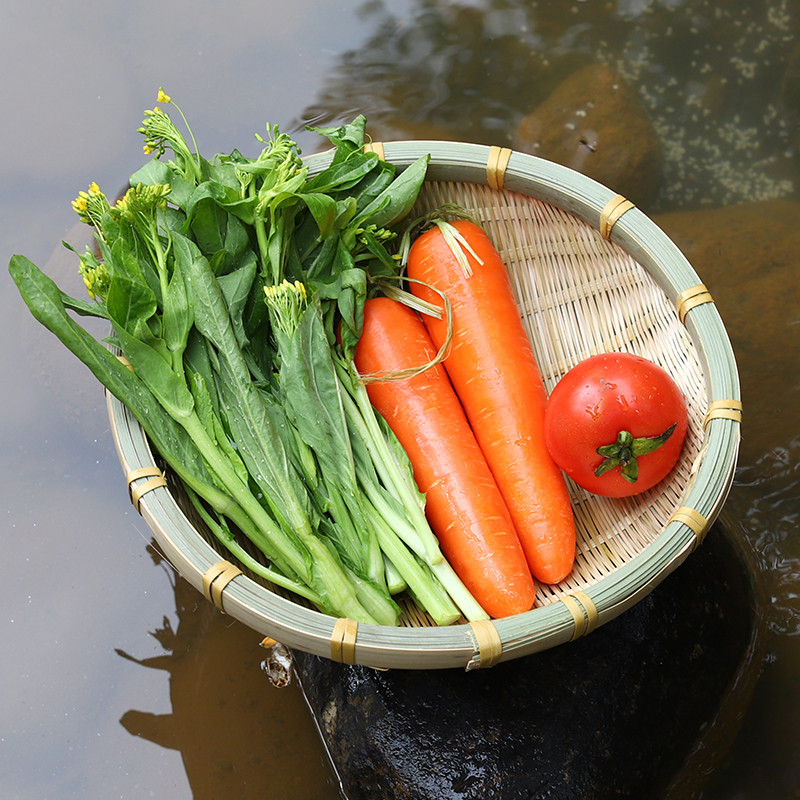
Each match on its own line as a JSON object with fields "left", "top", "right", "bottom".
{"left": 9, "top": 91, "right": 488, "bottom": 625}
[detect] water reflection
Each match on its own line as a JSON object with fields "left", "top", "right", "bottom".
{"left": 299, "top": 0, "right": 798, "bottom": 212}
{"left": 116, "top": 546, "right": 339, "bottom": 800}
{"left": 3, "top": 0, "right": 799, "bottom": 797}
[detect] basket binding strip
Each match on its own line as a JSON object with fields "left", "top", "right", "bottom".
{"left": 465, "top": 620, "right": 504, "bottom": 670}
{"left": 125, "top": 465, "right": 167, "bottom": 512}
{"left": 330, "top": 618, "right": 359, "bottom": 664}
{"left": 202, "top": 560, "right": 244, "bottom": 612}
{"left": 106, "top": 141, "right": 741, "bottom": 670}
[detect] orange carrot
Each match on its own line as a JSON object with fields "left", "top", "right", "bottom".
{"left": 354, "top": 296, "right": 536, "bottom": 618}
{"left": 407, "top": 219, "right": 576, "bottom": 584}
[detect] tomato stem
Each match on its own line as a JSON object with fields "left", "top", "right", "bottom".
{"left": 595, "top": 423, "right": 677, "bottom": 483}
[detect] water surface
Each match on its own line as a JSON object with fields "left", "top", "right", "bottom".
{"left": 2, "top": 1, "right": 798, "bottom": 797}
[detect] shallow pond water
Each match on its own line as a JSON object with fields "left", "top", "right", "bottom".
{"left": 2, "top": 1, "right": 798, "bottom": 797}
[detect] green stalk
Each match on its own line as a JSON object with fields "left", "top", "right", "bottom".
{"left": 186, "top": 487, "right": 323, "bottom": 605}
{"left": 336, "top": 357, "right": 489, "bottom": 621}
{"left": 250, "top": 181, "right": 272, "bottom": 280}
{"left": 336, "top": 358, "right": 442, "bottom": 565}
{"left": 362, "top": 476, "right": 489, "bottom": 622}
{"left": 179, "top": 409, "right": 380, "bottom": 623}
{"left": 364, "top": 498, "right": 461, "bottom": 626}
{"left": 383, "top": 555, "right": 407, "bottom": 595}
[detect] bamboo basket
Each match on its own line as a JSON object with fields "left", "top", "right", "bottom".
{"left": 107, "top": 141, "right": 741, "bottom": 671}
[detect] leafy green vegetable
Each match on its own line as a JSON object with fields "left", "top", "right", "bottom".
{"left": 9, "top": 89, "right": 488, "bottom": 625}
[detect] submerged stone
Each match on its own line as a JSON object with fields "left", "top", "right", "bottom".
{"left": 294, "top": 521, "right": 765, "bottom": 800}
{"left": 512, "top": 63, "right": 662, "bottom": 208}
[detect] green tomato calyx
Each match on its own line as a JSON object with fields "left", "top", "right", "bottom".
{"left": 595, "top": 423, "right": 677, "bottom": 483}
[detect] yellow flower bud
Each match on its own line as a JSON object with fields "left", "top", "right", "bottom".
{"left": 157, "top": 88, "right": 171, "bottom": 104}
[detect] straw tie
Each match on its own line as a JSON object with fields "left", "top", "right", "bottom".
{"left": 202, "top": 560, "right": 243, "bottom": 613}
{"left": 465, "top": 619, "right": 503, "bottom": 670}
{"left": 599, "top": 194, "right": 635, "bottom": 239}
{"left": 703, "top": 398, "right": 743, "bottom": 431}
{"left": 486, "top": 146, "right": 512, "bottom": 190}
{"left": 561, "top": 591, "right": 599, "bottom": 641}
{"left": 363, "top": 141, "right": 385, "bottom": 160}
{"left": 675, "top": 284, "right": 714, "bottom": 323}
{"left": 669, "top": 506, "right": 709, "bottom": 547}
{"left": 330, "top": 618, "right": 359, "bottom": 664}
{"left": 125, "top": 466, "right": 167, "bottom": 513}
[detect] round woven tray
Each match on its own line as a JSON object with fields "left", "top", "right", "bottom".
{"left": 107, "top": 141, "right": 741, "bottom": 670}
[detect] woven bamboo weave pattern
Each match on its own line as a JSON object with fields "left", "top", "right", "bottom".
{"left": 410, "top": 180, "right": 707, "bottom": 611}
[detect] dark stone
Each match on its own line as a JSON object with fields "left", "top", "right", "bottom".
{"left": 513, "top": 64, "right": 663, "bottom": 208}
{"left": 294, "top": 521, "right": 765, "bottom": 800}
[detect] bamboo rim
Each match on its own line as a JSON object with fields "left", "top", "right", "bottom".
{"left": 106, "top": 141, "right": 741, "bottom": 670}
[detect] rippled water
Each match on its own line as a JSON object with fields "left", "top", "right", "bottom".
{"left": 2, "top": 1, "right": 798, "bottom": 797}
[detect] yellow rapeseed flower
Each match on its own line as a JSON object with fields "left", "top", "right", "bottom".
{"left": 157, "top": 88, "right": 171, "bottom": 104}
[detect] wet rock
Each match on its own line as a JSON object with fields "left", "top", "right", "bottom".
{"left": 654, "top": 199, "right": 800, "bottom": 464}
{"left": 294, "top": 522, "right": 765, "bottom": 800}
{"left": 781, "top": 42, "right": 800, "bottom": 177}
{"left": 513, "top": 64, "right": 662, "bottom": 208}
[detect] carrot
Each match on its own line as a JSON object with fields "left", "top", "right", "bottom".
{"left": 407, "top": 219, "right": 576, "bottom": 584}
{"left": 354, "top": 296, "right": 536, "bottom": 618}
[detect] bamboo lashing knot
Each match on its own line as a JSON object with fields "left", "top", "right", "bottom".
{"left": 703, "top": 399, "right": 743, "bottom": 431}
{"left": 675, "top": 284, "right": 714, "bottom": 323}
{"left": 465, "top": 619, "right": 503, "bottom": 670}
{"left": 599, "top": 194, "right": 635, "bottom": 240}
{"left": 202, "top": 560, "right": 243, "bottom": 612}
{"left": 363, "top": 141, "right": 385, "bottom": 160}
{"left": 561, "top": 591, "right": 599, "bottom": 641}
{"left": 486, "top": 146, "right": 512, "bottom": 190}
{"left": 330, "top": 618, "right": 359, "bottom": 664}
{"left": 125, "top": 466, "right": 167, "bottom": 513}
{"left": 669, "top": 506, "right": 709, "bottom": 547}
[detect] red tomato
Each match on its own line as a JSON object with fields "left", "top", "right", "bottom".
{"left": 543, "top": 353, "right": 688, "bottom": 497}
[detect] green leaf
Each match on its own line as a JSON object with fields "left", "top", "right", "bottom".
{"left": 189, "top": 370, "right": 249, "bottom": 487}
{"left": 304, "top": 152, "right": 381, "bottom": 194}
{"left": 309, "top": 115, "right": 368, "bottom": 156}
{"left": 353, "top": 154, "right": 430, "bottom": 229}
{"left": 298, "top": 192, "right": 339, "bottom": 238}
{"left": 185, "top": 180, "right": 257, "bottom": 226}
{"left": 187, "top": 196, "right": 251, "bottom": 273}
{"left": 8, "top": 255, "right": 215, "bottom": 495}
{"left": 277, "top": 302, "right": 356, "bottom": 484}
{"left": 217, "top": 250, "right": 258, "bottom": 351}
